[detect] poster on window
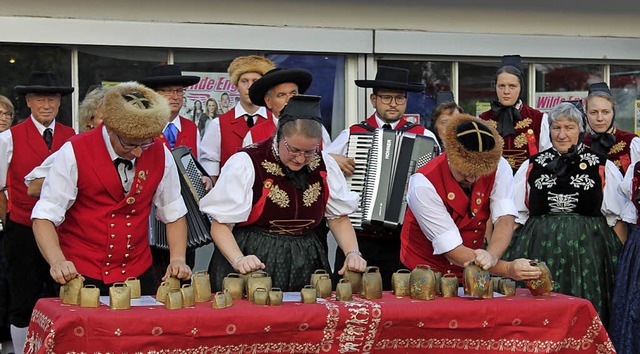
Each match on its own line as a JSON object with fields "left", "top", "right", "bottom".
{"left": 181, "top": 71, "right": 238, "bottom": 133}
{"left": 635, "top": 99, "right": 640, "bottom": 136}
{"left": 534, "top": 91, "right": 587, "bottom": 112}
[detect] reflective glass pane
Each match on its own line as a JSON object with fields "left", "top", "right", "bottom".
{"left": 0, "top": 44, "right": 72, "bottom": 126}
{"left": 379, "top": 60, "right": 451, "bottom": 128}
{"left": 534, "top": 64, "right": 603, "bottom": 112}
{"left": 610, "top": 65, "right": 640, "bottom": 133}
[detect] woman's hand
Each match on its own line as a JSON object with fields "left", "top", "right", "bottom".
{"left": 232, "top": 255, "right": 265, "bottom": 274}
{"left": 164, "top": 259, "right": 192, "bottom": 281}
{"left": 507, "top": 258, "right": 542, "bottom": 281}
{"left": 338, "top": 251, "right": 366, "bottom": 275}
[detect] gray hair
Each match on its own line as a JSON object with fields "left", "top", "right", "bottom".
{"left": 548, "top": 102, "right": 584, "bottom": 132}
{"left": 78, "top": 86, "right": 107, "bottom": 132}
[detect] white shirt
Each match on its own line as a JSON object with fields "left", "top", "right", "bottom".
{"left": 628, "top": 136, "right": 640, "bottom": 167}
{"left": 241, "top": 115, "right": 332, "bottom": 147}
{"left": 31, "top": 126, "right": 187, "bottom": 226}
{"left": 324, "top": 114, "right": 440, "bottom": 156}
{"left": 618, "top": 164, "right": 639, "bottom": 224}
{"left": 199, "top": 150, "right": 359, "bottom": 225}
{"left": 199, "top": 105, "right": 269, "bottom": 176}
{"left": 0, "top": 116, "right": 58, "bottom": 190}
{"left": 405, "top": 157, "right": 517, "bottom": 255}
{"left": 513, "top": 149, "right": 624, "bottom": 227}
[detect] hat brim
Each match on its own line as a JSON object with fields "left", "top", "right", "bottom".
{"left": 249, "top": 69, "right": 313, "bottom": 107}
{"left": 138, "top": 75, "right": 201, "bottom": 89}
{"left": 354, "top": 80, "right": 424, "bottom": 92}
{"left": 14, "top": 85, "right": 74, "bottom": 96}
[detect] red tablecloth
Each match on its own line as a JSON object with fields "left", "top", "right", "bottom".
{"left": 26, "top": 290, "right": 615, "bottom": 353}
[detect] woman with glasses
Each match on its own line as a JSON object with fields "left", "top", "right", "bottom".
{"left": 200, "top": 95, "right": 366, "bottom": 292}
{"left": 0, "top": 95, "right": 14, "bottom": 133}
{"left": 479, "top": 55, "right": 548, "bottom": 172}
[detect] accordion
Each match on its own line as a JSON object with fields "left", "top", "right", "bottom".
{"left": 149, "top": 146, "right": 212, "bottom": 249}
{"left": 345, "top": 129, "right": 439, "bottom": 230}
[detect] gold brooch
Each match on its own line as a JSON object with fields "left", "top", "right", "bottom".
{"left": 447, "top": 192, "right": 455, "bottom": 200}
{"left": 126, "top": 197, "right": 136, "bottom": 205}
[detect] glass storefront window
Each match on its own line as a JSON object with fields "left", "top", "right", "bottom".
{"left": 610, "top": 65, "right": 640, "bottom": 133}
{"left": 534, "top": 63, "right": 603, "bottom": 113}
{"left": 459, "top": 61, "right": 530, "bottom": 117}
{"left": 0, "top": 44, "right": 72, "bottom": 126}
{"left": 78, "top": 46, "right": 168, "bottom": 103}
{"left": 379, "top": 60, "right": 452, "bottom": 128}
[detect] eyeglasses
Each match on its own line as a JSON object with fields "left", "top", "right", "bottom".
{"left": 376, "top": 95, "right": 407, "bottom": 105}
{"left": 283, "top": 140, "right": 318, "bottom": 158}
{"left": 116, "top": 134, "right": 155, "bottom": 151}
{"left": 0, "top": 111, "right": 13, "bottom": 119}
{"left": 157, "top": 88, "right": 186, "bottom": 97}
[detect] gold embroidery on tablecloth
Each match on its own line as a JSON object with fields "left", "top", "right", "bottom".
{"left": 608, "top": 140, "right": 626, "bottom": 155}
{"left": 262, "top": 160, "right": 285, "bottom": 177}
{"left": 515, "top": 118, "right": 532, "bottom": 130}
{"left": 303, "top": 182, "right": 321, "bottom": 207}
{"left": 268, "top": 185, "right": 289, "bottom": 208}
{"left": 514, "top": 133, "right": 528, "bottom": 148}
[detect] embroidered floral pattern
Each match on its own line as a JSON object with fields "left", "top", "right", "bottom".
{"left": 580, "top": 153, "right": 600, "bottom": 166}
{"left": 608, "top": 140, "right": 626, "bottom": 155}
{"left": 548, "top": 192, "right": 579, "bottom": 213}
{"left": 534, "top": 174, "right": 557, "bottom": 189}
{"left": 515, "top": 118, "right": 532, "bottom": 130}
{"left": 570, "top": 174, "right": 595, "bottom": 190}
{"left": 307, "top": 155, "right": 321, "bottom": 171}
{"left": 535, "top": 151, "right": 556, "bottom": 167}
{"left": 302, "top": 182, "right": 321, "bottom": 207}
{"left": 485, "top": 120, "right": 498, "bottom": 129}
{"left": 514, "top": 133, "right": 528, "bottom": 148}
{"left": 261, "top": 161, "right": 285, "bottom": 177}
{"left": 268, "top": 185, "right": 290, "bottom": 208}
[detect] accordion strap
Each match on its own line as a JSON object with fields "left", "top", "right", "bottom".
{"left": 396, "top": 121, "right": 420, "bottom": 132}
{"left": 354, "top": 121, "right": 376, "bottom": 132}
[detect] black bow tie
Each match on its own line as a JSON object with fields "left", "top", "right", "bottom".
{"left": 382, "top": 124, "right": 392, "bottom": 130}
{"left": 589, "top": 132, "right": 616, "bottom": 154}
{"left": 114, "top": 157, "right": 133, "bottom": 171}
{"left": 490, "top": 101, "right": 522, "bottom": 137}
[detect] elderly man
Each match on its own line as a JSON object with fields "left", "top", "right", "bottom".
{"left": 199, "top": 55, "right": 275, "bottom": 182}
{"left": 0, "top": 72, "right": 76, "bottom": 352}
{"left": 31, "top": 82, "right": 191, "bottom": 305}
{"left": 324, "top": 66, "right": 438, "bottom": 290}
{"left": 400, "top": 114, "right": 540, "bottom": 281}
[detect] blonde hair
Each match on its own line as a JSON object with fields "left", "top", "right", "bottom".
{"left": 78, "top": 86, "right": 106, "bottom": 132}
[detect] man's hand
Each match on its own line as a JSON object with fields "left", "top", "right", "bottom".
{"left": 507, "top": 259, "right": 543, "bottom": 281}
{"left": 50, "top": 260, "right": 79, "bottom": 285}
{"left": 329, "top": 153, "right": 356, "bottom": 176}
{"left": 464, "top": 249, "right": 498, "bottom": 270}
{"left": 163, "top": 259, "right": 192, "bottom": 281}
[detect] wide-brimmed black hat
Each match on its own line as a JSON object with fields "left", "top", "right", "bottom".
{"left": 588, "top": 82, "right": 612, "bottom": 95}
{"left": 138, "top": 64, "right": 200, "bottom": 89}
{"left": 249, "top": 68, "right": 313, "bottom": 107}
{"left": 355, "top": 66, "right": 424, "bottom": 92}
{"left": 14, "top": 72, "right": 74, "bottom": 96}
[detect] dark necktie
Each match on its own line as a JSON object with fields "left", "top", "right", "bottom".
{"left": 43, "top": 128, "right": 53, "bottom": 150}
{"left": 164, "top": 122, "right": 177, "bottom": 148}
{"left": 113, "top": 158, "right": 133, "bottom": 190}
{"left": 382, "top": 124, "right": 392, "bottom": 130}
{"left": 246, "top": 114, "right": 256, "bottom": 128}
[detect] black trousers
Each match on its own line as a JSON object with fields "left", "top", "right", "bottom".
{"left": 78, "top": 266, "right": 157, "bottom": 296}
{"left": 3, "top": 217, "right": 56, "bottom": 327}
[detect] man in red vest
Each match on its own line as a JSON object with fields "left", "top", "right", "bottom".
{"left": 0, "top": 72, "right": 76, "bottom": 352}
{"left": 31, "top": 81, "right": 191, "bottom": 320}
{"left": 400, "top": 114, "right": 540, "bottom": 281}
{"left": 199, "top": 55, "right": 275, "bottom": 183}
{"left": 325, "top": 66, "right": 439, "bottom": 290}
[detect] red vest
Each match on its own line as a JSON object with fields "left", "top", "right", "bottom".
{"left": 248, "top": 119, "right": 276, "bottom": 145}
{"left": 479, "top": 103, "right": 544, "bottom": 171}
{"left": 158, "top": 116, "right": 199, "bottom": 158}
{"left": 57, "top": 126, "right": 165, "bottom": 283}
{"left": 218, "top": 108, "right": 272, "bottom": 169}
{"left": 582, "top": 128, "right": 638, "bottom": 175}
{"left": 349, "top": 114, "right": 427, "bottom": 135}
{"left": 400, "top": 153, "right": 496, "bottom": 278}
{"left": 8, "top": 118, "right": 75, "bottom": 226}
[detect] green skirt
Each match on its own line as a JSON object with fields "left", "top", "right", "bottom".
{"left": 209, "top": 226, "right": 331, "bottom": 292}
{"left": 505, "top": 213, "right": 622, "bottom": 326}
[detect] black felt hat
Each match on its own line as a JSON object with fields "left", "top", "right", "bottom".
{"left": 588, "top": 82, "right": 612, "bottom": 95}
{"left": 278, "top": 94, "right": 323, "bottom": 125}
{"left": 249, "top": 68, "right": 313, "bottom": 107}
{"left": 499, "top": 55, "right": 523, "bottom": 73}
{"left": 14, "top": 72, "right": 74, "bottom": 96}
{"left": 138, "top": 64, "right": 200, "bottom": 89}
{"left": 355, "top": 66, "right": 424, "bottom": 92}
